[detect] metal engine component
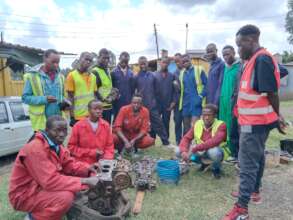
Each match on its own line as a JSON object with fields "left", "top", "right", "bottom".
{"left": 67, "top": 159, "right": 132, "bottom": 220}
{"left": 132, "top": 156, "right": 157, "bottom": 191}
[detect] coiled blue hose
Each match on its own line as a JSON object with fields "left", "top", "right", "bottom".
{"left": 156, "top": 160, "right": 180, "bottom": 184}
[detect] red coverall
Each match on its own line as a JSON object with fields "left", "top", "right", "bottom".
{"left": 9, "top": 133, "right": 90, "bottom": 220}
{"left": 68, "top": 118, "right": 114, "bottom": 164}
{"left": 113, "top": 105, "right": 155, "bottom": 151}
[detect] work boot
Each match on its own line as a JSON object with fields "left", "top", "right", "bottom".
{"left": 221, "top": 203, "right": 249, "bottom": 220}
{"left": 197, "top": 163, "right": 211, "bottom": 172}
{"left": 212, "top": 168, "right": 221, "bottom": 179}
{"left": 231, "top": 191, "right": 262, "bottom": 204}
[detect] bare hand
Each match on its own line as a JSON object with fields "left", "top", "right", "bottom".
{"left": 130, "top": 139, "right": 136, "bottom": 147}
{"left": 81, "top": 176, "right": 100, "bottom": 187}
{"left": 124, "top": 140, "right": 132, "bottom": 149}
{"left": 47, "top": 95, "right": 57, "bottom": 103}
{"left": 277, "top": 115, "right": 287, "bottom": 135}
{"left": 181, "top": 152, "right": 189, "bottom": 162}
{"left": 89, "top": 162, "right": 100, "bottom": 174}
{"left": 167, "top": 102, "right": 176, "bottom": 111}
{"left": 96, "top": 149, "right": 104, "bottom": 160}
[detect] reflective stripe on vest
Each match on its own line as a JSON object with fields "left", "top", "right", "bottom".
{"left": 71, "top": 70, "right": 96, "bottom": 119}
{"left": 193, "top": 119, "right": 230, "bottom": 160}
{"left": 179, "top": 65, "right": 204, "bottom": 110}
{"left": 238, "top": 92, "right": 267, "bottom": 101}
{"left": 238, "top": 106, "right": 273, "bottom": 115}
{"left": 237, "top": 48, "right": 280, "bottom": 126}
{"left": 93, "top": 67, "right": 112, "bottom": 109}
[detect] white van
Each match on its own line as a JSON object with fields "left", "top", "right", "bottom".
{"left": 0, "top": 97, "right": 33, "bottom": 157}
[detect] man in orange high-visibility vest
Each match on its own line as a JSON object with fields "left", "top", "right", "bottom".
{"left": 222, "top": 25, "right": 287, "bottom": 220}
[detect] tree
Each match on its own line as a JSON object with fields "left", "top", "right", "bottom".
{"left": 282, "top": 51, "right": 293, "bottom": 63}
{"left": 286, "top": 0, "right": 293, "bottom": 44}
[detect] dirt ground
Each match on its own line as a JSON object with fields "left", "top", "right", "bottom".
{"left": 250, "top": 165, "right": 293, "bottom": 220}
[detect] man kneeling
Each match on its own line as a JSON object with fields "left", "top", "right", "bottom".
{"left": 113, "top": 94, "right": 155, "bottom": 154}
{"left": 9, "top": 116, "right": 100, "bottom": 220}
{"left": 178, "top": 104, "right": 229, "bottom": 179}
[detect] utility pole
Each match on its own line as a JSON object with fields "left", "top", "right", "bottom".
{"left": 1, "top": 32, "right": 3, "bottom": 43}
{"left": 185, "top": 23, "right": 188, "bottom": 53}
{"left": 154, "top": 24, "right": 159, "bottom": 59}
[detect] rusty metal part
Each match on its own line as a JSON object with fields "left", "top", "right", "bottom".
{"left": 83, "top": 159, "right": 133, "bottom": 218}
{"left": 113, "top": 172, "right": 132, "bottom": 191}
{"left": 67, "top": 191, "right": 131, "bottom": 220}
{"left": 132, "top": 156, "right": 157, "bottom": 191}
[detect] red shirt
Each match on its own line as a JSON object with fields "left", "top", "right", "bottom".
{"left": 179, "top": 123, "right": 227, "bottom": 153}
{"left": 113, "top": 105, "right": 150, "bottom": 138}
{"left": 9, "top": 133, "right": 90, "bottom": 210}
{"left": 67, "top": 118, "right": 114, "bottom": 164}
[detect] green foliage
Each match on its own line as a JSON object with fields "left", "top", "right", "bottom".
{"left": 285, "top": 0, "right": 293, "bottom": 44}
{"left": 282, "top": 50, "right": 293, "bottom": 63}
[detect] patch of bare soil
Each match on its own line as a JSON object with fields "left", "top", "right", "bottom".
{"left": 250, "top": 165, "right": 293, "bottom": 220}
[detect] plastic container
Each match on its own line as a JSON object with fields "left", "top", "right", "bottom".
{"left": 156, "top": 160, "right": 180, "bottom": 185}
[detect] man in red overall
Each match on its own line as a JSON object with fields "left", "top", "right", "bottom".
{"left": 68, "top": 100, "right": 114, "bottom": 164}
{"left": 222, "top": 25, "right": 286, "bottom": 220}
{"left": 113, "top": 94, "right": 155, "bottom": 154}
{"left": 9, "top": 115, "right": 100, "bottom": 220}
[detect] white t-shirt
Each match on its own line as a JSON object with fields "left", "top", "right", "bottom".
{"left": 88, "top": 119, "right": 99, "bottom": 132}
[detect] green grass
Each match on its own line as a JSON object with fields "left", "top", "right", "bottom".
{"left": 0, "top": 101, "right": 292, "bottom": 220}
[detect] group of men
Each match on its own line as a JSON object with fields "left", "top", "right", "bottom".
{"left": 9, "top": 24, "right": 288, "bottom": 220}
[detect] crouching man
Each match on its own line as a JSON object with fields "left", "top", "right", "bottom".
{"left": 113, "top": 94, "right": 155, "bottom": 154}
{"left": 178, "top": 104, "right": 229, "bottom": 179}
{"left": 68, "top": 99, "right": 114, "bottom": 164}
{"left": 9, "top": 115, "right": 101, "bottom": 220}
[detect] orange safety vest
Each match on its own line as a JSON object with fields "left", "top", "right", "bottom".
{"left": 237, "top": 48, "right": 280, "bottom": 126}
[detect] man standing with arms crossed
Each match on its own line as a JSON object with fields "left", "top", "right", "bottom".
{"left": 222, "top": 24, "right": 286, "bottom": 220}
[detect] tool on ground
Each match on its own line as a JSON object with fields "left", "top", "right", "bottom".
{"left": 132, "top": 156, "right": 157, "bottom": 215}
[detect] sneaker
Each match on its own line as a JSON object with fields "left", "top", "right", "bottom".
{"left": 164, "top": 144, "right": 177, "bottom": 150}
{"left": 231, "top": 191, "right": 262, "bottom": 204}
{"left": 24, "top": 213, "right": 34, "bottom": 220}
{"left": 225, "top": 156, "right": 238, "bottom": 164}
{"left": 221, "top": 204, "right": 249, "bottom": 220}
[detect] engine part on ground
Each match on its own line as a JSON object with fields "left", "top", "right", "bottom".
{"left": 66, "top": 191, "right": 131, "bottom": 220}
{"left": 67, "top": 159, "right": 132, "bottom": 220}
{"left": 132, "top": 156, "right": 157, "bottom": 191}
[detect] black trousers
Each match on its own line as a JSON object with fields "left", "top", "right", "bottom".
{"left": 230, "top": 115, "right": 240, "bottom": 158}
{"left": 149, "top": 108, "right": 169, "bottom": 145}
{"left": 238, "top": 129, "right": 269, "bottom": 208}
{"left": 173, "top": 106, "right": 183, "bottom": 145}
{"left": 158, "top": 109, "right": 171, "bottom": 139}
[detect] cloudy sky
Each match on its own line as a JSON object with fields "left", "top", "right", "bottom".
{"left": 0, "top": 0, "right": 291, "bottom": 67}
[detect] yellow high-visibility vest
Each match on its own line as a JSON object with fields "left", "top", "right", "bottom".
{"left": 179, "top": 65, "right": 205, "bottom": 110}
{"left": 92, "top": 66, "right": 112, "bottom": 109}
{"left": 71, "top": 70, "right": 96, "bottom": 119}
{"left": 24, "top": 72, "right": 65, "bottom": 131}
{"left": 193, "top": 119, "right": 230, "bottom": 160}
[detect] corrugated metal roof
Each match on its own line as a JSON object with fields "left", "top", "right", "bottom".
{"left": 0, "top": 41, "right": 76, "bottom": 55}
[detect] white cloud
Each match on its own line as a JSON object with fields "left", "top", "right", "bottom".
{"left": 2, "top": 0, "right": 291, "bottom": 68}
